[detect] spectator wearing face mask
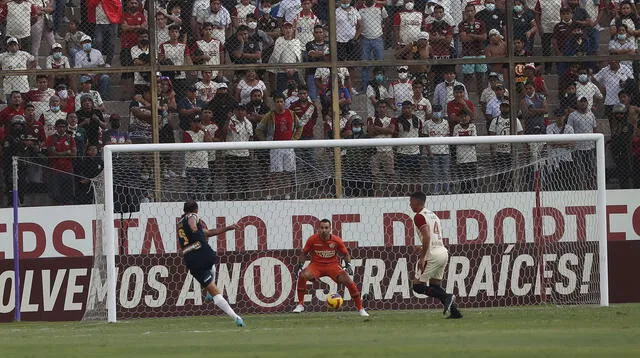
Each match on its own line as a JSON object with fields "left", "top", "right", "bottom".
{"left": 45, "top": 43, "right": 72, "bottom": 89}
{"left": 575, "top": 70, "right": 603, "bottom": 113}
{"left": 423, "top": 104, "right": 450, "bottom": 195}
{"left": 232, "top": 0, "right": 258, "bottom": 31}
{"left": 40, "top": 95, "right": 67, "bottom": 136}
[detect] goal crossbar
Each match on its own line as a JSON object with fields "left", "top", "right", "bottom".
{"left": 102, "top": 134, "right": 608, "bottom": 323}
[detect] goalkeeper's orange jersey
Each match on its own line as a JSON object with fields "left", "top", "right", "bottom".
{"left": 303, "top": 234, "right": 349, "bottom": 265}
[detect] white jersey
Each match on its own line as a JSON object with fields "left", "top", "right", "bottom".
{"left": 414, "top": 208, "right": 447, "bottom": 255}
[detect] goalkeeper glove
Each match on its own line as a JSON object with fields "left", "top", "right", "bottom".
{"left": 343, "top": 262, "right": 353, "bottom": 275}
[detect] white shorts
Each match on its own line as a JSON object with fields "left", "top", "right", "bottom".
{"left": 270, "top": 148, "right": 296, "bottom": 172}
{"left": 415, "top": 247, "right": 449, "bottom": 283}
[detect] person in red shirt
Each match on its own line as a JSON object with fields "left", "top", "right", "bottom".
{"left": 255, "top": 93, "right": 302, "bottom": 199}
{"left": 459, "top": 4, "right": 487, "bottom": 95}
{"left": 293, "top": 219, "right": 369, "bottom": 317}
{"left": 119, "top": 0, "right": 147, "bottom": 95}
{"left": 46, "top": 119, "right": 77, "bottom": 205}
{"left": 446, "top": 84, "right": 475, "bottom": 134}
{"left": 0, "top": 91, "right": 25, "bottom": 131}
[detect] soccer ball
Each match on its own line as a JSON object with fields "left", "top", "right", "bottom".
{"left": 326, "top": 293, "right": 344, "bottom": 309}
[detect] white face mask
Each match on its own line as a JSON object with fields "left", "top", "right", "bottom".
{"left": 247, "top": 22, "right": 257, "bottom": 30}
{"left": 405, "top": 2, "right": 414, "bottom": 11}
{"left": 398, "top": 72, "right": 408, "bottom": 80}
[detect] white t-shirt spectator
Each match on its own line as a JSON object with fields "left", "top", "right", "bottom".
{"left": 423, "top": 119, "right": 450, "bottom": 155}
{"left": 197, "top": 6, "right": 232, "bottom": 44}
{"left": 365, "top": 83, "right": 389, "bottom": 119}
{"left": 226, "top": 115, "right": 254, "bottom": 157}
{"left": 0, "top": 50, "right": 35, "bottom": 94}
{"left": 489, "top": 115, "right": 523, "bottom": 153}
{"left": 575, "top": 81, "right": 603, "bottom": 112}
{"left": 393, "top": 10, "right": 423, "bottom": 44}
{"left": 277, "top": 0, "right": 302, "bottom": 22}
{"left": 546, "top": 122, "right": 575, "bottom": 166}
{"left": 567, "top": 110, "right": 597, "bottom": 150}
{"left": 236, "top": 79, "right": 267, "bottom": 105}
{"left": 452, "top": 123, "right": 477, "bottom": 163}
{"left": 608, "top": 38, "right": 636, "bottom": 68}
{"left": 159, "top": 41, "right": 190, "bottom": 79}
{"left": 593, "top": 64, "right": 634, "bottom": 105}
{"left": 269, "top": 37, "right": 303, "bottom": 64}
{"left": 335, "top": 6, "right": 361, "bottom": 43}
{"left": 359, "top": 4, "right": 388, "bottom": 40}
{"left": 294, "top": 11, "right": 319, "bottom": 46}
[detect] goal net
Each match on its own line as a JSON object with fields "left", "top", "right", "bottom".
{"left": 85, "top": 134, "right": 607, "bottom": 322}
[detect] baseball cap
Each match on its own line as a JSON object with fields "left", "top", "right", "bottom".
{"left": 612, "top": 104, "right": 626, "bottom": 113}
{"left": 494, "top": 83, "right": 505, "bottom": 89}
{"left": 217, "top": 82, "right": 228, "bottom": 89}
{"left": 80, "top": 75, "right": 93, "bottom": 84}
{"left": 80, "top": 94, "right": 93, "bottom": 103}
{"left": 80, "top": 34, "right": 92, "bottom": 43}
{"left": 489, "top": 72, "right": 500, "bottom": 78}
{"left": 283, "top": 21, "right": 294, "bottom": 27}
{"left": 6, "top": 37, "right": 18, "bottom": 44}
{"left": 524, "top": 63, "right": 536, "bottom": 70}
{"left": 401, "top": 100, "right": 413, "bottom": 107}
{"left": 51, "top": 42, "right": 63, "bottom": 50}
{"left": 488, "top": 29, "right": 503, "bottom": 39}
{"left": 418, "top": 31, "right": 429, "bottom": 40}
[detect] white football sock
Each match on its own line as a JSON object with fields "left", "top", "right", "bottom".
{"left": 213, "top": 294, "right": 239, "bottom": 320}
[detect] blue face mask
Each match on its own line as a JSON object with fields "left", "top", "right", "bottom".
{"left": 352, "top": 127, "right": 362, "bottom": 133}
{"left": 375, "top": 74, "right": 384, "bottom": 82}
{"left": 485, "top": 3, "right": 495, "bottom": 11}
{"left": 83, "top": 43, "right": 92, "bottom": 51}
{"left": 51, "top": 105, "right": 60, "bottom": 112}
{"left": 53, "top": 52, "right": 62, "bottom": 60}
{"left": 432, "top": 112, "right": 442, "bottom": 119}
{"left": 514, "top": 5, "right": 523, "bottom": 13}
{"left": 340, "top": 3, "right": 350, "bottom": 9}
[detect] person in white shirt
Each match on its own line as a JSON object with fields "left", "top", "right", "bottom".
{"left": 74, "top": 75, "right": 106, "bottom": 112}
{"left": 183, "top": 115, "right": 213, "bottom": 195}
{"left": 231, "top": 0, "right": 258, "bottom": 30}
{"left": 388, "top": 66, "right": 414, "bottom": 116}
{"left": 367, "top": 101, "right": 397, "bottom": 196}
{"left": 423, "top": 105, "right": 450, "bottom": 194}
{"left": 593, "top": 60, "right": 634, "bottom": 116}
{"left": 194, "top": 71, "right": 220, "bottom": 103}
{"left": 155, "top": 11, "right": 170, "bottom": 51}
{"left": 575, "top": 69, "right": 603, "bottom": 113}
{"left": 277, "top": 0, "right": 302, "bottom": 23}
{"left": 196, "top": 0, "right": 232, "bottom": 44}
{"left": 484, "top": 82, "right": 509, "bottom": 124}
{"left": 480, "top": 72, "right": 509, "bottom": 119}
{"left": 159, "top": 24, "right": 193, "bottom": 97}
{"left": 293, "top": 0, "right": 319, "bottom": 47}
{"left": 269, "top": 21, "right": 303, "bottom": 94}
{"left": 224, "top": 104, "right": 254, "bottom": 199}
{"left": 452, "top": 109, "right": 477, "bottom": 193}
{"left": 546, "top": 108, "right": 575, "bottom": 191}
{"left": 608, "top": 24, "right": 637, "bottom": 69}
{"left": 0, "top": 37, "right": 36, "bottom": 101}
{"left": 488, "top": 101, "right": 523, "bottom": 190}
{"left": 396, "top": 101, "right": 423, "bottom": 190}
{"left": 432, "top": 70, "right": 468, "bottom": 117}
{"left": 567, "top": 96, "right": 597, "bottom": 190}
{"left": 411, "top": 81, "right": 432, "bottom": 128}
{"left": 335, "top": 0, "right": 362, "bottom": 61}
{"left": 359, "top": 0, "right": 387, "bottom": 91}
{"left": 393, "top": 0, "right": 423, "bottom": 46}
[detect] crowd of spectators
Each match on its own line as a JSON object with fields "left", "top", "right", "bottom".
{"left": 1, "top": 0, "right": 640, "bottom": 206}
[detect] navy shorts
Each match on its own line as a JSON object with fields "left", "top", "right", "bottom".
{"left": 183, "top": 244, "right": 218, "bottom": 287}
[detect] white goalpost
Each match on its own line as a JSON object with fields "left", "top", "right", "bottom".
{"left": 94, "top": 134, "right": 608, "bottom": 323}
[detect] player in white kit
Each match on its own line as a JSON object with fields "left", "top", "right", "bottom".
{"left": 410, "top": 191, "right": 462, "bottom": 319}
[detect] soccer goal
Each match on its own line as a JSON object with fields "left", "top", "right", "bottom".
{"left": 87, "top": 134, "right": 608, "bottom": 322}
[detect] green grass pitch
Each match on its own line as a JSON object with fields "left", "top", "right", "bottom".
{"left": 2, "top": 304, "right": 640, "bottom": 357}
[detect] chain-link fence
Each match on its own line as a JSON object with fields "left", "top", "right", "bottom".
{"left": 1, "top": 0, "right": 640, "bottom": 207}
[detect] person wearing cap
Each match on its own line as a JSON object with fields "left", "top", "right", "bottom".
{"left": 74, "top": 34, "right": 111, "bottom": 100}
{"left": 178, "top": 85, "right": 207, "bottom": 130}
{"left": 74, "top": 75, "right": 105, "bottom": 112}
{"left": 75, "top": 93, "right": 106, "bottom": 147}
{"left": 195, "top": 0, "right": 231, "bottom": 44}
{"left": 335, "top": 0, "right": 362, "bottom": 61}
{"left": 62, "top": 18, "right": 88, "bottom": 68}
{"left": 268, "top": 20, "right": 303, "bottom": 94}
{"left": 45, "top": 118, "right": 77, "bottom": 205}
{"left": 488, "top": 100, "right": 523, "bottom": 191}
{"left": 40, "top": 95, "right": 67, "bottom": 136}
{"left": 609, "top": 103, "right": 634, "bottom": 188}
{"left": 0, "top": 37, "right": 36, "bottom": 102}
{"left": 523, "top": 62, "right": 547, "bottom": 96}
{"left": 388, "top": 66, "right": 413, "bottom": 116}
{"left": 446, "top": 84, "right": 475, "bottom": 135}
{"left": 459, "top": 3, "right": 487, "bottom": 96}
{"left": 224, "top": 103, "right": 254, "bottom": 199}
{"left": 394, "top": 31, "right": 430, "bottom": 81}
{"left": 358, "top": 0, "right": 387, "bottom": 92}
{"left": 45, "top": 43, "right": 72, "bottom": 89}
{"left": 484, "top": 28, "right": 507, "bottom": 78}
{"left": 484, "top": 81, "right": 509, "bottom": 122}
{"left": 546, "top": 108, "right": 575, "bottom": 191}
{"left": 475, "top": 0, "right": 505, "bottom": 36}
{"left": 567, "top": 96, "right": 598, "bottom": 189}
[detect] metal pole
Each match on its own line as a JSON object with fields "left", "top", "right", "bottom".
{"left": 11, "top": 157, "right": 21, "bottom": 322}
{"left": 148, "top": 5, "right": 162, "bottom": 201}
{"left": 596, "top": 136, "right": 609, "bottom": 306}
{"left": 103, "top": 148, "right": 117, "bottom": 322}
{"left": 329, "top": 0, "right": 344, "bottom": 198}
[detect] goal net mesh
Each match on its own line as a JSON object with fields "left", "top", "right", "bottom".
{"left": 83, "top": 137, "right": 601, "bottom": 320}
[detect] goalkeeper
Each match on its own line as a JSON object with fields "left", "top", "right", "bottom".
{"left": 177, "top": 200, "right": 244, "bottom": 327}
{"left": 293, "top": 219, "right": 369, "bottom": 317}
